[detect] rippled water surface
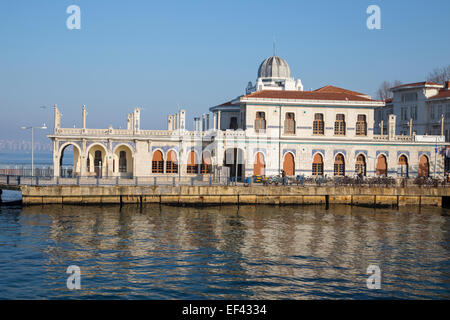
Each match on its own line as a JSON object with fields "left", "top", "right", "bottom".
{"left": 0, "top": 204, "right": 449, "bottom": 299}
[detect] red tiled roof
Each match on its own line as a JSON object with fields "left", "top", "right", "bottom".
{"left": 217, "top": 100, "right": 235, "bottom": 107}
{"left": 242, "top": 90, "right": 378, "bottom": 102}
{"left": 391, "top": 81, "right": 442, "bottom": 89}
{"left": 314, "top": 85, "right": 367, "bottom": 97}
{"left": 428, "top": 89, "right": 450, "bottom": 100}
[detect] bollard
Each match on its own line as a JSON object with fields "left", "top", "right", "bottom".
{"left": 36, "top": 176, "right": 39, "bottom": 186}
{"left": 17, "top": 176, "right": 21, "bottom": 185}
{"left": 135, "top": 177, "right": 138, "bottom": 185}
{"left": 173, "top": 177, "right": 176, "bottom": 186}
{"left": 97, "top": 177, "right": 100, "bottom": 186}
{"left": 209, "top": 176, "right": 212, "bottom": 186}
{"left": 6, "top": 175, "right": 9, "bottom": 185}
{"left": 154, "top": 177, "right": 157, "bottom": 185}
{"left": 116, "top": 176, "right": 119, "bottom": 185}
{"left": 77, "top": 176, "right": 80, "bottom": 185}
{"left": 191, "top": 177, "right": 194, "bottom": 186}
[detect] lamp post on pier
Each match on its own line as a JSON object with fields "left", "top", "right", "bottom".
{"left": 21, "top": 124, "right": 47, "bottom": 177}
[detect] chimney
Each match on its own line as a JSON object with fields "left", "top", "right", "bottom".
{"left": 445, "top": 80, "right": 450, "bottom": 90}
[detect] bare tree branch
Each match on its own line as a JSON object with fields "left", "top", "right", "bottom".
{"left": 376, "top": 80, "right": 402, "bottom": 101}
{"left": 427, "top": 65, "right": 450, "bottom": 84}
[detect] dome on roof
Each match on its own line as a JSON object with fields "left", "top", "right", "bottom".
{"left": 257, "top": 56, "right": 291, "bottom": 79}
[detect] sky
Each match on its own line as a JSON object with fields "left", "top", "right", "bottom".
{"left": 0, "top": 0, "right": 449, "bottom": 147}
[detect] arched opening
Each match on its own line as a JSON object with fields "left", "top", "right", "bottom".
{"left": 113, "top": 145, "right": 133, "bottom": 177}
{"left": 334, "top": 153, "right": 345, "bottom": 176}
{"left": 152, "top": 150, "right": 164, "bottom": 173}
{"left": 87, "top": 144, "right": 107, "bottom": 177}
{"left": 376, "top": 154, "right": 387, "bottom": 176}
{"left": 59, "top": 144, "right": 81, "bottom": 177}
{"left": 224, "top": 148, "right": 244, "bottom": 181}
{"left": 356, "top": 154, "right": 367, "bottom": 176}
{"left": 166, "top": 150, "right": 178, "bottom": 174}
{"left": 312, "top": 153, "right": 324, "bottom": 176}
{"left": 283, "top": 153, "right": 295, "bottom": 176}
{"left": 253, "top": 152, "right": 265, "bottom": 176}
{"left": 201, "top": 151, "right": 212, "bottom": 174}
{"left": 398, "top": 155, "right": 408, "bottom": 177}
{"left": 187, "top": 150, "right": 198, "bottom": 174}
{"left": 418, "top": 155, "right": 429, "bottom": 177}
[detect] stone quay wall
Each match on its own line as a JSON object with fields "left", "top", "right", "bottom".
{"left": 17, "top": 185, "right": 450, "bottom": 207}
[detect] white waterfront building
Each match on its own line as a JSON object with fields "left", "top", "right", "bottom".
{"left": 48, "top": 55, "right": 448, "bottom": 181}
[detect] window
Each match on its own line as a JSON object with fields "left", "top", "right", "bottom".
{"left": 446, "top": 104, "right": 450, "bottom": 118}
{"left": 312, "top": 153, "right": 323, "bottom": 176}
{"left": 401, "top": 107, "right": 408, "bottom": 121}
{"left": 284, "top": 113, "right": 296, "bottom": 134}
{"left": 411, "top": 106, "right": 417, "bottom": 120}
{"left": 334, "top": 114, "right": 346, "bottom": 135}
{"left": 398, "top": 155, "right": 408, "bottom": 177}
{"left": 355, "top": 154, "right": 366, "bottom": 176}
{"left": 187, "top": 151, "right": 198, "bottom": 174}
{"left": 152, "top": 150, "right": 164, "bottom": 173}
{"left": 401, "top": 92, "right": 418, "bottom": 102}
{"left": 255, "top": 112, "right": 266, "bottom": 132}
{"left": 356, "top": 115, "right": 367, "bottom": 136}
{"left": 334, "top": 154, "right": 345, "bottom": 176}
{"left": 201, "top": 152, "right": 212, "bottom": 174}
{"left": 313, "top": 113, "right": 324, "bottom": 135}
{"left": 119, "top": 151, "right": 127, "bottom": 173}
{"left": 431, "top": 105, "right": 436, "bottom": 119}
{"left": 166, "top": 150, "right": 178, "bottom": 174}
{"left": 229, "top": 117, "right": 238, "bottom": 130}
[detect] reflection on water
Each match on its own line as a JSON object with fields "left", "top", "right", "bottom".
{"left": 0, "top": 204, "right": 449, "bottom": 299}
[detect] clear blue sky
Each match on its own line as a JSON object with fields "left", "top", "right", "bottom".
{"left": 0, "top": 0, "right": 449, "bottom": 145}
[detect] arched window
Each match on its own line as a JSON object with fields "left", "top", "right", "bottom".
{"left": 201, "top": 152, "right": 212, "bottom": 174}
{"left": 312, "top": 153, "right": 324, "bottom": 176}
{"left": 166, "top": 150, "right": 178, "bottom": 174}
{"left": 255, "top": 112, "right": 266, "bottom": 132}
{"left": 334, "top": 114, "right": 346, "bottom": 135}
{"left": 187, "top": 151, "right": 198, "bottom": 174}
{"left": 284, "top": 113, "right": 296, "bottom": 134}
{"left": 313, "top": 113, "right": 324, "bottom": 135}
{"left": 94, "top": 150, "right": 102, "bottom": 177}
{"left": 119, "top": 151, "right": 127, "bottom": 173}
{"left": 152, "top": 150, "right": 164, "bottom": 173}
{"left": 418, "top": 155, "right": 429, "bottom": 177}
{"left": 334, "top": 154, "right": 345, "bottom": 176}
{"left": 229, "top": 117, "right": 238, "bottom": 130}
{"left": 398, "top": 155, "right": 408, "bottom": 177}
{"left": 283, "top": 153, "right": 295, "bottom": 176}
{"left": 254, "top": 152, "right": 265, "bottom": 176}
{"left": 356, "top": 154, "right": 366, "bottom": 176}
{"left": 376, "top": 154, "right": 387, "bottom": 176}
{"left": 356, "top": 115, "right": 367, "bottom": 136}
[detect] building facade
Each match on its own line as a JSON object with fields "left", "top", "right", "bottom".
{"left": 374, "top": 81, "right": 450, "bottom": 140}
{"left": 48, "top": 56, "right": 448, "bottom": 181}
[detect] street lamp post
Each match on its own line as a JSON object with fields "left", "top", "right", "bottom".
{"left": 21, "top": 124, "right": 47, "bottom": 176}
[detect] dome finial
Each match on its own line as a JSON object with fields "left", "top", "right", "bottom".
{"left": 273, "top": 39, "right": 276, "bottom": 56}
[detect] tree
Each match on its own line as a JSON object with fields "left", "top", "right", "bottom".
{"left": 427, "top": 65, "right": 450, "bottom": 84}
{"left": 376, "top": 80, "right": 402, "bottom": 101}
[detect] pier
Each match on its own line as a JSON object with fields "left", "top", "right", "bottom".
{"left": 1, "top": 183, "right": 448, "bottom": 207}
